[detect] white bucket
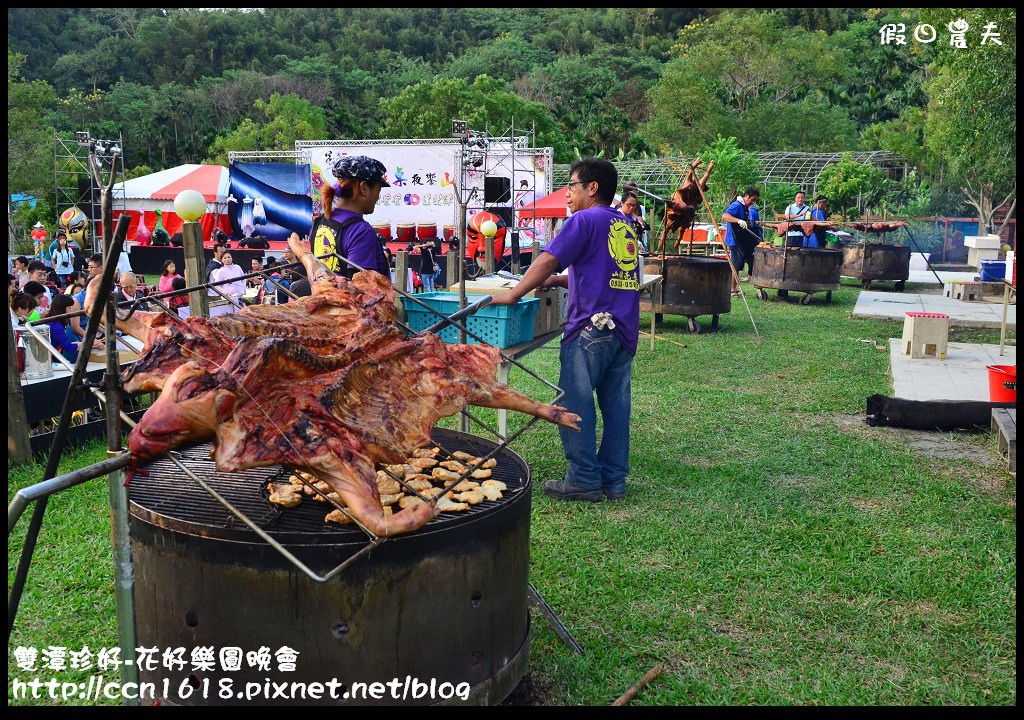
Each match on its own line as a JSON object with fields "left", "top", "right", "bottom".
{"left": 19, "top": 325, "right": 54, "bottom": 380}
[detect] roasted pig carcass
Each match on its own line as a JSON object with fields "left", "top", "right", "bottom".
{"left": 657, "top": 157, "right": 716, "bottom": 253}
{"left": 125, "top": 234, "right": 581, "bottom": 538}
{"left": 84, "top": 268, "right": 398, "bottom": 393}
{"left": 763, "top": 221, "right": 838, "bottom": 238}
{"left": 842, "top": 221, "right": 909, "bottom": 233}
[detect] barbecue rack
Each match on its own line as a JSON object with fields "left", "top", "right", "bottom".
{"left": 11, "top": 230, "right": 583, "bottom": 658}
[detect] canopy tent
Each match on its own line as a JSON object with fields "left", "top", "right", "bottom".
{"left": 515, "top": 185, "right": 571, "bottom": 219}
{"left": 112, "top": 164, "right": 232, "bottom": 244}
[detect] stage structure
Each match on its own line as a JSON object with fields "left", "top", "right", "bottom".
{"left": 294, "top": 136, "right": 552, "bottom": 251}
{"left": 54, "top": 131, "right": 126, "bottom": 255}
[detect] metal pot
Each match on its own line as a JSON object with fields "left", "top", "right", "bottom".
{"left": 750, "top": 246, "right": 843, "bottom": 305}
{"left": 644, "top": 256, "right": 732, "bottom": 333}
{"left": 840, "top": 242, "right": 911, "bottom": 290}
{"left": 128, "top": 429, "right": 532, "bottom": 706}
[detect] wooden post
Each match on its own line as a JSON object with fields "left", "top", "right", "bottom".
{"left": 182, "top": 220, "right": 209, "bottom": 318}
{"left": 7, "top": 309, "right": 32, "bottom": 465}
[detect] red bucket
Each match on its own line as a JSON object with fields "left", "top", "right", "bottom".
{"left": 986, "top": 364, "right": 1016, "bottom": 402}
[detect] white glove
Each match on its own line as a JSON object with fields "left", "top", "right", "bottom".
{"left": 736, "top": 220, "right": 748, "bottom": 229}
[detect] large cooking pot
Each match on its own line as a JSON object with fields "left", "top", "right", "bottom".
{"left": 128, "top": 429, "right": 532, "bottom": 706}
{"left": 644, "top": 256, "right": 731, "bottom": 333}
{"left": 839, "top": 242, "right": 910, "bottom": 290}
{"left": 750, "top": 246, "right": 842, "bottom": 305}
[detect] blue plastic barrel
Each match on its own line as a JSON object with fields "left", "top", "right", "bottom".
{"left": 979, "top": 259, "right": 1006, "bottom": 282}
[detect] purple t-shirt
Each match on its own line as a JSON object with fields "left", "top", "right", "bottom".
{"left": 329, "top": 209, "right": 390, "bottom": 276}
{"left": 544, "top": 204, "right": 642, "bottom": 355}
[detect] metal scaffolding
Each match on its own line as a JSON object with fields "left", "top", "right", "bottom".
{"left": 54, "top": 131, "right": 126, "bottom": 253}
{"left": 553, "top": 150, "right": 910, "bottom": 199}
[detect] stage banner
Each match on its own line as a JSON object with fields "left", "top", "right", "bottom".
{"left": 300, "top": 141, "right": 460, "bottom": 237}
{"left": 227, "top": 161, "right": 313, "bottom": 242}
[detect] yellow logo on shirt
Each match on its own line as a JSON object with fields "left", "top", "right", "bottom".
{"left": 608, "top": 219, "right": 639, "bottom": 272}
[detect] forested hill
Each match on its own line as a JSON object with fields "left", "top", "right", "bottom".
{"left": 8, "top": 8, "right": 1015, "bottom": 222}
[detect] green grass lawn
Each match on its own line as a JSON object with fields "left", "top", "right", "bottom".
{"left": 8, "top": 279, "right": 1016, "bottom": 706}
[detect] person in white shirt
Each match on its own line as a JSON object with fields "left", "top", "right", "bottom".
{"left": 783, "top": 191, "right": 810, "bottom": 247}
{"left": 211, "top": 252, "right": 247, "bottom": 302}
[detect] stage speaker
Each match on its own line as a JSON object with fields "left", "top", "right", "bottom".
{"left": 484, "top": 206, "right": 514, "bottom": 229}
{"left": 76, "top": 178, "right": 99, "bottom": 218}
{"left": 484, "top": 176, "right": 511, "bottom": 204}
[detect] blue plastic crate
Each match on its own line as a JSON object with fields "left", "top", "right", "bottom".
{"left": 404, "top": 292, "right": 539, "bottom": 348}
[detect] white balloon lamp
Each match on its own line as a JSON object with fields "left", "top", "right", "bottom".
{"left": 174, "top": 189, "right": 206, "bottom": 222}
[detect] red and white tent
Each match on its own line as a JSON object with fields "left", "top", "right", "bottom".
{"left": 112, "top": 164, "right": 232, "bottom": 244}
{"left": 515, "top": 185, "right": 572, "bottom": 219}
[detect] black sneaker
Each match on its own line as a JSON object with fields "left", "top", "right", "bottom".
{"left": 604, "top": 488, "right": 627, "bottom": 501}
{"left": 543, "top": 479, "right": 602, "bottom": 503}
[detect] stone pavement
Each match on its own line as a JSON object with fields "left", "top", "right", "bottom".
{"left": 888, "top": 339, "right": 1016, "bottom": 402}
{"left": 849, "top": 269, "right": 1017, "bottom": 401}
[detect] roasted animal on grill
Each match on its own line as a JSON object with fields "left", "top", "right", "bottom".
{"left": 762, "top": 221, "right": 838, "bottom": 238}
{"left": 657, "top": 157, "right": 716, "bottom": 253}
{"left": 124, "top": 234, "right": 581, "bottom": 538}
{"left": 84, "top": 269, "right": 396, "bottom": 393}
{"left": 842, "top": 221, "right": 909, "bottom": 233}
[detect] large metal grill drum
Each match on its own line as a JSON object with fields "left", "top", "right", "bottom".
{"left": 128, "top": 428, "right": 531, "bottom": 706}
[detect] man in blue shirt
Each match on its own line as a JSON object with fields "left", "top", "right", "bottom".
{"left": 722, "top": 188, "right": 761, "bottom": 295}
{"left": 806, "top": 195, "right": 829, "bottom": 248}
{"left": 491, "top": 157, "right": 641, "bottom": 503}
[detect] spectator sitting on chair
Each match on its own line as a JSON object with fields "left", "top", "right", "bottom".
{"left": 14, "top": 256, "right": 31, "bottom": 289}
{"left": 115, "top": 271, "right": 150, "bottom": 311}
{"left": 11, "top": 292, "right": 37, "bottom": 326}
{"left": 211, "top": 251, "right": 247, "bottom": 303}
{"left": 26, "top": 262, "right": 54, "bottom": 314}
{"left": 22, "top": 281, "right": 49, "bottom": 323}
{"left": 167, "top": 275, "right": 189, "bottom": 316}
{"left": 205, "top": 242, "right": 227, "bottom": 295}
{"left": 158, "top": 259, "right": 183, "bottom": 294}
{"left": 41, "top": 293, "right": 103, "bottom": 363}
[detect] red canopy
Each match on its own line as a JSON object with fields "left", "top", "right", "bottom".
{"left": 516, "top": 186, "right": 571, "bottom": 219}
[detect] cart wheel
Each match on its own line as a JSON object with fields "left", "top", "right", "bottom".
{"left": 711, "top": 314, "right": 720, "bottom": 329}
{"left": 756, "top": 288, "right": 768, "bottom": 301}
{"left": 861, "top": 279, "right": 872, "bottom": 289}
{"left": 895, "top": 281, "right": 906, "bottom": 292}
{"left": 686, "top": 317, "right": 702, "bottom": 334}
{"left": 778, "top": 289, "right": 790, "bottom": 298}
{"left": 799, "top": 293, "right": 813, "bottom": 306}
{"left": 826, "top": 291, "right": 833, "bottom": 302}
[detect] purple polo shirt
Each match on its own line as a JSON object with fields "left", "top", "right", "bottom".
{"left": 328, "top": 209, "right": 391, "bottom": 276}
{"left": 543, "top": 204, "right": 641, "bottom": 355}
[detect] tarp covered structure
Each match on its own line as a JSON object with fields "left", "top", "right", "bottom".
{"left": 112, "top": 164, "right": 232, "bottom": 243}
{"left": 515, "top": 185, "right": 571, "bottom": 219}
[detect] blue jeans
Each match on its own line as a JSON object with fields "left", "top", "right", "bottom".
{"left": 421, "top": 269, "right": 439, "bottom": 293}
{"left": 558, "top": 326, "right": 634, "bottom": 495}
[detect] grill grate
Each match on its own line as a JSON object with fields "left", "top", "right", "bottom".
{"left": 129, "top": 428, "right": 530, "bottom": 544}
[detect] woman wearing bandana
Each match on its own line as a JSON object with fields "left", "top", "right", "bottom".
{"left": 315, "top": 155, "right": 393, "bottom": 277}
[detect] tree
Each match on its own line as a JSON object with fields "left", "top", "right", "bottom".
{"left": 205, "top": 93, "right": 327, "bottom": 164}
{"left": 920, "top": 8, "right": 1016, "bottom": 235}
{"left": 817, "top": 152, "right": 889, "bottom": 220}
{"left": 8, "top": 51, "right": 56, "bottom": 245}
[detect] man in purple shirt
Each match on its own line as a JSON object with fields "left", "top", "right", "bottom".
{"left": 491, "top": 157, "right": 641, "bottom": 502}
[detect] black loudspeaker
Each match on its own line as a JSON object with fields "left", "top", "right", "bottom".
{"left": 484, "top": 176, "right": 511, "bottom": 204}
{"left": 487, "top": 206, "right": 515, "bottom": 228}
{"left": 76, "top": 178, "right": 99, "bottom": 218}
